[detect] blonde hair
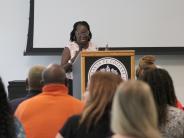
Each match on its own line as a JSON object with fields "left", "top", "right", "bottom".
{"left": 111, "top": 80, "right": 161, "bottom": 138}
{"left": 28, "top": 65, "right": 46, "bottom": 89}
{"left": 80, "top": 72, "right": 123, "bottom": 129}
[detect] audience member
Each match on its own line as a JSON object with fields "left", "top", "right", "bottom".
{"left": 141, "top": 68, "right": 184, "bottom": 138}
{"left": 58, "top": 72, "right": 123, "bottom": 138}
{"left": 136, "top": 55, "right": 157, "bottom": 79}
{"left": 15, "top": 64, "right": 84, "bottom": 138}
{"left": 136, "top": 55, "right": 183, "bottom": 110}
{"left": 0, "top": 77, "right": 25, "bottom": 138}
{"left": 111, "top": 80, "right": 161, "bottom": 138}
{"left": 10, "top": 65, "right": 46, "bottom": 113}
{"left": 61, "top": 21, "right": 97, "bottom": 95}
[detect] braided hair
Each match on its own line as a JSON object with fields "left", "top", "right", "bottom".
{"left": 70, "top": 21, "right": 92, "bottom": 42}
{"left": 0, "top": 78, "right": 16, "bottom": 138}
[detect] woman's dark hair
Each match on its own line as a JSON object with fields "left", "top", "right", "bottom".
{"left": 0, "top": 77, "right": 16, "bottom": 138}
{"left": 140, "top": 68, "right": 177, "bottom": 126}
{"left": 70, "top": 21, "right": 92, "bottom": 42}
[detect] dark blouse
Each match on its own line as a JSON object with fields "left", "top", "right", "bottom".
{"left": 60, "top": 115, "right": 112, "bottom": 138}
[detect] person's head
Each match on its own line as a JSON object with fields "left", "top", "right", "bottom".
{"left": 140, "top": 68, "right": 177, "bottom": 125}
{"left": 70, "top": 21, "right": 92, "bottom": 46}
{"left": 111, "top": 80, "right": 161, "bottom": 138}
{"left": 0, "top": 77, "right": 16, "bottom": 137}
{"left": 80, "top": 72, "right": 123, "bottom": 129}
{"left": 27, "top": 65, "right": 46, "bottom": 90}
{"left": 42, "top": 64, "right": 66, "bottom": 85}
{"left": 136, "top": 55, "right": 157, "bottom": 79}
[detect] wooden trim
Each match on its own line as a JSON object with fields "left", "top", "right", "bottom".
{"left": 131, "top": 55, "right": 135, "bottom": 80}
{"left": 81, "top": 50, "right": 135, "bottom": 57}
{"left": 82, "top": 50, "right": 135, "bottom": 80}
{"left": 80, "top": 50, "right": 135, "bottom": 99}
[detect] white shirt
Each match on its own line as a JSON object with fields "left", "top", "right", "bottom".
{"left": 66, "top": 41, "right": 97, "bottom": 79}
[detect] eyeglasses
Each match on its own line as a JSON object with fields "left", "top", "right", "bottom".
{"left": 75, "top": 31, "right": 90, "bottom": 36}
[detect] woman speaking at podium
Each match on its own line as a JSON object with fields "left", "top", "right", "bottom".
{"left": 61, "top": 21, "right": 97, "bottom": 95}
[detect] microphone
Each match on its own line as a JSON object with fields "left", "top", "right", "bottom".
{"left": 105, "top": 44, "right": 109, "bottom": 51}
{"left": 79, "top": 45, "right": 83, "bottom": 51}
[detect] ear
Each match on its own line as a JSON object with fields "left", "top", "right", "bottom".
{"left": 25, "top": 78, "right": 29, "bottom": 90}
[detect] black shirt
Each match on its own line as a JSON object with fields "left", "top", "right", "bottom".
{"left": 60, "top": 115, "right": 112, "bottom": 138}
{"left": 10, "top": 89, "right": 41, "bottom": 113}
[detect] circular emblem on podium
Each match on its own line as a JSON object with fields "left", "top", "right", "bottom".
{"left": 88, "top": 57, "right": 128, "bottom": 80}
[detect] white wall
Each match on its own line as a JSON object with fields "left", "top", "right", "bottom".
{"left": 0, "top": 0, "right": 184, "bottom": 104}
{"left": 0, "top": 0, "right": 60, "bottom": 88}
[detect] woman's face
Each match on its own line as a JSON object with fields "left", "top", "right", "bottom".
{"left": 75, "top": 24, "right": 90, "bottom": 46}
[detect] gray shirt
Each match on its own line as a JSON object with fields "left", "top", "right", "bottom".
{"left": 160, "top": 106, "right": 184, "bottom": 138}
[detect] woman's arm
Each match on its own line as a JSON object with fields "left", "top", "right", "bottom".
{"left": 61, "top": 47, "right": 72, "bottom": 72}
{"left": 61, "top": 47, "right": 81, "bottom": 72}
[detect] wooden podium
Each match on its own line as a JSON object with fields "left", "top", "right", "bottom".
{"left": 73, "top": 50, "right": 135, "bottom": 99}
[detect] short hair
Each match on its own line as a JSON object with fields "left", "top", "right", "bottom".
{"left": 136, "top": 55, "right": 157, "bottom": 79}
{"left": 141, "top": 68, "right": 177, "bottom": 126}
{"left": 42, "top": 64, "right": 66, "bottom": 84}
{"left": 111, "top": 80, "right": 161, "bottom": 138}
{"left": 0, "top": 77, "right": 16, "bottom": 137}
{"left": 70, "top": 21, "right": 92, "bottom": 42}
{"left": 80, "top": 72, "right": 123, "bottom": 129}
{"left": 28, "top": 65, "right": 46, "bottom": 90}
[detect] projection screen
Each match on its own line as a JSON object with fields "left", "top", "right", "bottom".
{"left": 25, "top": 0, "right": 184, "bottom": 55}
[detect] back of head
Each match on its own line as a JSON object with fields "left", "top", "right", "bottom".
{"left": 140, "top": 68, "right": 177, "bottom": 125}
{"left": 136, "top": 55, "right": 157, "bottom": 79}
{"left": 28, "top": 65, "right": 46, "bottom": 90}
{"left": 42, "top": 64, "right": 66, "bottom": 85}
{"left": 0, "top": 77, "right": 16, "bottom": 137}
{"left": 111, "top": 80, "right": 161, "bottom": 138}
{"left": 80, "top": 72, "right": 123, "bottom": 128}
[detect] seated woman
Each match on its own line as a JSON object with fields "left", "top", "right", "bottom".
{"left": 0, "top": 77, "right": 25, "bottom": 138}
{"left": 136, "top": 55, "right": 157, "bottom": 79}
{"left": 61, "top": 21, "right": 97, "bottom": 95}
{"left": 111, "top": 80, "right": 161, "bottom": 138}
{"left": 141, "top": 68, "right": 184, "bottom": 138}
{"left": 57, "top": 72, "right": 123, "bottom": 138}
{"left": 136, "top": 55, "right": 183, "bottom": 110}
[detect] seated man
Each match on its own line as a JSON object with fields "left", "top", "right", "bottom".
{"left": 15, "top": 64, "right": 84, "bottom": 138}
{"left": 10, "top": 65, "right": 46, "bottom": 113}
